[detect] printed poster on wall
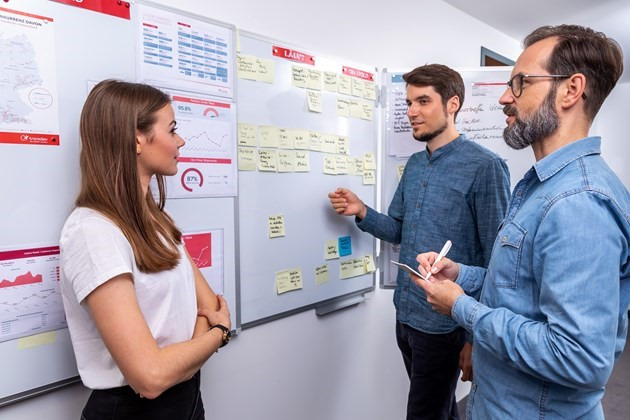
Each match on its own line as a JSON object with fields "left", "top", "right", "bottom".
{"left": 182, "top": 230, "right": 224, "bottom": 295}
{"left": 0, "top": 6, "right": 60, "bottom": 146}
{"left": 135, "top": 3, "right": 234, "bottom": 99}
{"left": 164, "top": 91, "right": 237, "bottom": 198}
{"left": 0, "top": 245, "right": 66, "bottom": 343}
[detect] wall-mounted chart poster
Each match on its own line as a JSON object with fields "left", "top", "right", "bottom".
{"left": 0, "top": 6, "right": 60, "bottom": 146}
{"left": 165, "top": 91, "right": 237, "bottom": 198}
{"left": 182, "top": 230, "right": 224, "bottom": 296}
{"left": 135, "top": 3, "right": 234, "bottom": 99}
{"left": 0, "top": 245, "right": 66, "bottom": 343}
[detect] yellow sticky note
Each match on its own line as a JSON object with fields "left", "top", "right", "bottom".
{"left": 258, "top": 149, "right": 278, "bottom": 171}
{"left": 308, "top": 69, "right": 322, "bottom": 90}
{"left": 321, "top": 134, "right": 338, "bottom": 154}
{"left": 352, "top": 257, "right": 366, "bottom": 276}
{"left": 363, "top": 152, "right": 376, "bottom": 170}
{"left": 278, "top": 128, "right": 294, "bottom": 149}
{"left": 315, "top": 264, "right": 330, "bottom": 285}
{"left": 276, "top": 268, "right": 303, "bottom": 294}
{"left": 397, "top": 164, "right": 406, "bottom": 181}
{"left": 349, "top": 100, "right": 362, "bottom": 118}
{"left": 323, "top": 71, "right": 338, "bottom": 92}
{"left": 238, "top": 147, "right": 257, "bottom": 171}
{"left": 291, "top": 129, "right": 309, "bottom": 150}
{"left": 268, "top": 214, "right": 286, "bottom": 238}
{"left": 256, "top": 57, "right": 275, "bottom": 83}
{"left": 307, "top": 91, "right": 323, "bottom": 113}
{"left": 361, "top": 102, "right": 373, "bottom": 121}
{"left": 354, "top": 157, "right": 364, "bottom": 176}
{"left": 340, "top": 259, "right": 354, "bottom": 279}
{"left": 237, "top": 54, "right": 258, "bottom": 80}
{"left": 351, "top": 78, "right": 364, "bottom": 97}
{"left": 238, "top": 123, "right": 257, "bottom": 146}
{"left": 292, "top": 65, "right": 308, "bottom": 88}
{"left": 325, "top": 239, "right": 340, "bottom": 259}
{"left": 323, "top": 155, "right": 337, "bottom": 175}
{"left": 308, "top": 131, "right": 323, "bottom": 151}
{"left": 18, "top": 331, "right": 57, "bottom": 350}
{"left": 277, "top": 150, "right": 294, "bottom": 172}
{"left": 347, "top": 157, "right": 358, "bottom": 176}
{"left": 335, "top": 156, "right": 349, "bottom": 175}
{"left": 259, "top": 125, "right": 279, "bottom": 148}
{"left": 364, "top": 254, "right": 376, "bottom": 273}
{"left": 294, "top": 151, "right": 311, "bottom": 172}
{"left": 338, "top": 74, "right": 352, "bottom": 95}
{"left": 363, "top": 169, "right": 376, "bottom": 185}
{"left": 364, "top": 81, "right": 376, "bottom": 100}
{"left": 336, "top": 98, "right": 350, "bottom": 117}
{"left": 337, "top": 136, "right": 349, "bottom": 155}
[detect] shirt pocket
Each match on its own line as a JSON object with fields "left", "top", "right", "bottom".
{"left": 492, "top": 221, "right": 526, "bottom": 288}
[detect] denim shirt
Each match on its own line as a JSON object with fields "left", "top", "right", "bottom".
{"left": 453, "top": 137, "right": 630, "bottom": 419}
{"left": 358, "top": 135, "right": 510, "bottom": 333}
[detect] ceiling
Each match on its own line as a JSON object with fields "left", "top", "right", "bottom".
{"left": 443, "top": 0, "right": 630, "bottom": 83}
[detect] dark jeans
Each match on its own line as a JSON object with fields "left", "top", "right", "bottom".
{"left": 81, "top": 371, "right": 204, "bottom": 420}
{"left": 396, "top": 321, "right": 466, "bottom": 420}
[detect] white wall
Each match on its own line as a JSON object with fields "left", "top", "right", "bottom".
{"left": 0, "top": 1, "right": 522, "bottom": 419}
{"left": 596, "top": 82, "right": 630, "bottom": 187}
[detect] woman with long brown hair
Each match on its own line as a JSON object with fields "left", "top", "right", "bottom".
{"left": 60, "top": 79, "right": 230, "bottom": 419}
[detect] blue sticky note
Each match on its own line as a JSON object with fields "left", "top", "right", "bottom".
{"left": 338, "top": 236, "right": 352, "bottom": 257}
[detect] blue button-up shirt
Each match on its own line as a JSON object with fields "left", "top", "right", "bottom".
{"left": 358, "top": 135, "right": 510, "bottom": 333}
{"left": 453, "top": 137, "right": 630, "bottom": 419}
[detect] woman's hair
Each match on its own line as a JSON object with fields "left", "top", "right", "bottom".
{"left": 76, "top": 79, "right": 182, "bottom": 273}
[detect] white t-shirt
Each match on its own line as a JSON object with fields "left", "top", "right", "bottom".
{"left": 59, "top": 207, "right": 197, "bottom": 389}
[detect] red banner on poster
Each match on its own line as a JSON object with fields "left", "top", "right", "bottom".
{"left": 272, "top": 46, "right": 315, "bottom": 65}
{"left": 0, "top": 6, "right": 53, "bottom": 22}
{"left": 0, "top": 132, "right": 59, "bottom": 146}
{"left": 172, "top": 96, "right": 231, "bottom": 108}
{"left": 342, "top": 66, "right": 374, "bottom": 81}
{"left": 50, "top": 0, "right": 130, "bottom": 20}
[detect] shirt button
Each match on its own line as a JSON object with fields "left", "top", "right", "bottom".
{"left": 502, "top": 236, "right": 508, "bottom": 242}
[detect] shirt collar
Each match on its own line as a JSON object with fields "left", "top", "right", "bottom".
{"left": 533, "top": 136, "right": 601, "bottom": 182}
{"left": 427, "top": 134, "right": 466, "bottom": 160}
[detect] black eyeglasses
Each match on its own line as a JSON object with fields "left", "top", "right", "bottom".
{"left": 507, "top": 74, "right": 587, "bottom": 100}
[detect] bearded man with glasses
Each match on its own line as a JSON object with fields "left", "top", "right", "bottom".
{"left": 411, "top": 25, "right": 630, "bottom": 419}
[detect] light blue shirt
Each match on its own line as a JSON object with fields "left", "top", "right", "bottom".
{"left": 453, "top": 137, "right": 630, "bottom": 419}
{"left": 358, "top": 135, "right": 510, "bottom": 333}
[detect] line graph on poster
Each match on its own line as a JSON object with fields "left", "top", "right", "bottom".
{"left": 179, "top": 119, "right": 232, "bottom": 155}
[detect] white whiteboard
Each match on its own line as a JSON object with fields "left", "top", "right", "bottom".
{"left": 0, "top": 0, "right": 136, "bottom": 405}
{"left": 237, "top": 32, "right": 377, "bottom": 326}
{"left": 380, "top": 67, "right": 529, "bottom": 287}
{"left": 0, "top": 0, "right": 239, "bottom": 405}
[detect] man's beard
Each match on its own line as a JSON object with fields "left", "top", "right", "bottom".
{"left": 503, "top": 86, "right": 559, "bottom": 150}
{"left": 412, "top": 121, "right": 448, "bottom": 143}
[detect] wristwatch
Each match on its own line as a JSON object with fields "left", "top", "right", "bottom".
{"left": 209, "top": 324, "right": 231, "bottom": 348}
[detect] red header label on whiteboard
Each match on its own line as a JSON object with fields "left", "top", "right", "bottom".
{"left": 0, "top": 132, "right": 59, "bottom": 146}
{"left": 342, "top": 66, "right": 374, "bottom": 81}
{"left": 272, "top": 46, "right": 315, "bottom": 65}
{"left": 50, "top": 0, "right": 131, "bottom": 20}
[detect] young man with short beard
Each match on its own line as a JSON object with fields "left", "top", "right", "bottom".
{"left": 413, "top": 25, "right": 630, "bottom": 419}
{"left": 328, "top": 64, "right": 510, "bottom": 420}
